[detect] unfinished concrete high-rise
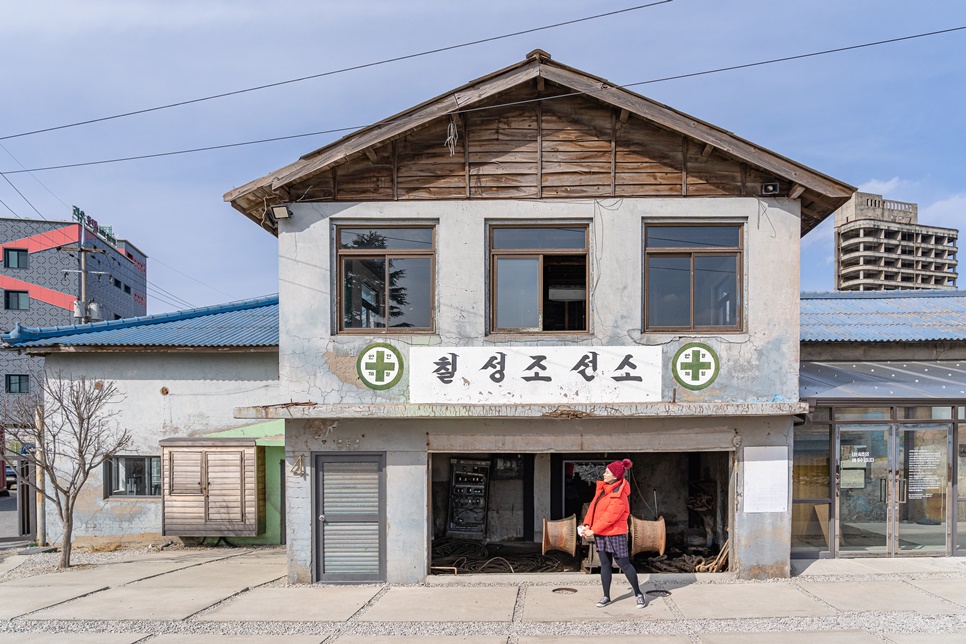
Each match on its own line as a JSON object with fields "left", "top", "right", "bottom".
{"left": 834, "top": 192, "right": 958, "bottom": 291}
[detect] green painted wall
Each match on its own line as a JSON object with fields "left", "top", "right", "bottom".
{"left": 230, "top": 445, "right": 284, "bottom": 546}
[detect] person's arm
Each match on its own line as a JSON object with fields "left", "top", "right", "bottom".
{"left": 589, "top": 489, "right": 630, "bottom": 534}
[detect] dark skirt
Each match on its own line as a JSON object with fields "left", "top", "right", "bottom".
{"left": 595, "top": 534, "right": 629, "bottom": 558}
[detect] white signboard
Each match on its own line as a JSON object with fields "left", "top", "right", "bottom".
{"left": 742, "top": 446, "right": 789, "bottom": 513}
{"left": 410, "top": 346, "right": 662, "bottom": 404}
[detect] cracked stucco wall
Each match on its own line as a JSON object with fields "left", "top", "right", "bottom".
{"left": 40, "top": 352, "right": 279, "bottom": 543}
{"left": 278, "top": 196, "right": 800, "bottom": 581}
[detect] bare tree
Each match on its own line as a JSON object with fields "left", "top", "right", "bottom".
{"left": 2, "top": 370, "right": 130, "bottom": 568}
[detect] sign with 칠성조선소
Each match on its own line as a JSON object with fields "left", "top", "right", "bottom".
{"left": 409, "top": 346, "right": 661, "bottom": 404}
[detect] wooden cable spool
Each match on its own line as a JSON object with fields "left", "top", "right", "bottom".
{"left": 629, "top": 515, "right": 666, "bottom": 557}
{"left": 541, "top": 514, "right": 577, "bottom": 557}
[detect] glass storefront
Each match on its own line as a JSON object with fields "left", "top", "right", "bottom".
{"left": 793, "top": 405, "right": 959, "bottom": 558}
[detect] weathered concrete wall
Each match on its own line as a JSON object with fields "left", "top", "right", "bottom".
{"left": 284, "top": 415, "right": 792, "bottom": 583}
{"left": 40, "top": 352, "right": 279, "bottom": 544}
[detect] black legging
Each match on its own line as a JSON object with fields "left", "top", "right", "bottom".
{"left": 598, "top": 549, "right": 642, "bottom": 598}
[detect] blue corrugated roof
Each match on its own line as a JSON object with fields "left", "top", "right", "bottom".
{"left": 801, "top": 290, "right": 966, "bottom": 342}
{"left": 2, "top": 295, "right": 278, "bottom": 348}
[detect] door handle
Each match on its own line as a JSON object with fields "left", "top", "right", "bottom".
{"left": 898, "top": 479, "right": 907, "bottom": 504}
{"left": 879, "top": 478, "right": 887, "bottom": 502}
{"left": 318, "top": 514, "right": 326, "bottom": 522}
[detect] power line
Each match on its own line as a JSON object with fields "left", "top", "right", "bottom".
{"left": 149, "top": 256, "right": 234, "bottom": 298}
{"left": 0, "top": 1, "right": 673, "bottom": 142}
{"left": 1, "top": 23, "right": 962, "bottom": 176}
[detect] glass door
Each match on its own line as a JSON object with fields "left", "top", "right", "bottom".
{"left": 836, "top": 424, "right": 949, "bottom": 556}
{"left": 896, "top": 425, "right": 949, "bottom": 553}
{"left": 838, "top": 425, "right": 891, "bottom": 553}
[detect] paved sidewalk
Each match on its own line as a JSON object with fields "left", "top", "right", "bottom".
{"left": 0, "top": 548, "right": 964, "bottom": 642}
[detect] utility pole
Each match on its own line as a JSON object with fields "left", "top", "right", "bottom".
{"left": 34, "top": 404, "right": 45, "bottom": 546}
{"left": 59, "top": 207, "right": 109, "bottom": 323}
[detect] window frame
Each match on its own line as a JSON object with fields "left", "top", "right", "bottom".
{"left": 488, "top": 224, "right": 590, "bottom": 334}
{"left": 3, "top": 290, "right": 29, "bottom": 311}
{"left": 3, "top": 248, "right": 28, "bottom": 270}
{"left": 335, "top": 224, "right": 436, "bottom": 334}
{"left": 643, "top": 223, "right": 744, "bottom": 333}
{"left": 104, "top": 455, "right": 162, "bottom": 499}
{"left": 4, "top": 374, "right": 28, "bottom": 394}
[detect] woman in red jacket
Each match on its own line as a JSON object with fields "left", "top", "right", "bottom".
{"left": 582, "top": 458, "right": 645, "bottom": 608}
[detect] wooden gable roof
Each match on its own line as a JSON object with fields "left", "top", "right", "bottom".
{"left": 225, "top": 50, "right": 855, "bottom": 236}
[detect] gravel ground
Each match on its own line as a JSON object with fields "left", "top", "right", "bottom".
{"left": 1, "top": 546, "right": 965, "bottom": 642}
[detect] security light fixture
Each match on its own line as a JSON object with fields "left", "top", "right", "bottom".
{"left": 271, "top": 204, "right": 292, "bottom": 220}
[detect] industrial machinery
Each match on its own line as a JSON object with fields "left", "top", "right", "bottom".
{"left": 446, "top": 459, "right": 490, "bottom": 539}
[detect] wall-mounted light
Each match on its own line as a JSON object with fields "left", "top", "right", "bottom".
{"left": 271, "top": 204, "right": 293, "bottom": 220}
{"left": 760, "top": 182, "right": 780, "bottom": 196}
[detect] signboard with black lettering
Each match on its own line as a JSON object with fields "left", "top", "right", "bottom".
{"left": 409, "top": 346, "right": 661, "bottom": 404}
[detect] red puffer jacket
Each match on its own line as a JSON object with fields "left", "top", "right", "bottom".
{"left": 582, "top": 479, "right": 630, "bottom": 536}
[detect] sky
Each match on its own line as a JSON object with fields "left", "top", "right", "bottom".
{"left": 1, "top": 0, "right": 965, "bottom": 313}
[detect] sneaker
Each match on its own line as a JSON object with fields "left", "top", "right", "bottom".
{"left": 596, "top": 596, "right": 611, "bottom": 607}
{"left": 636, "top": 594, "right": 647, "bottom": 609}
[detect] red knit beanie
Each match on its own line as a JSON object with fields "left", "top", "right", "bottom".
{"left": 607, "top": 458, "right": 633, "bottom": 479}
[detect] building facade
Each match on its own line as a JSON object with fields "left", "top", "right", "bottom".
{"left": 834, "top": 192, "right": 958, "bottom": 291}
{"left": 0, "top": 214, "right": 147, "bottom": 411}
{"left": 226, "top": 52, "right": 854, "bottom": 583}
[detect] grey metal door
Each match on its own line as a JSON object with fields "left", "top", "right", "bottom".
{"left": 315, "top": 454, "right": 385, "bottom": 582}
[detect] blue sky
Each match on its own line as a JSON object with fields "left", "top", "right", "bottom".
{"left": 1, "top": 0, "right": 964, "bottom": 311}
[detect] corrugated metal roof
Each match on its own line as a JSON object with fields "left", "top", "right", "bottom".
{"left": 2, "top": 295, "right": 278, "bottom": 348}
{"left": 801, "top": 360, "right": 966, "bottom": 400}
{"left": 801, "top": 290, "right": 966, "bottom": 342}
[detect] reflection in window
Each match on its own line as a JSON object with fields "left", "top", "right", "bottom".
{"left": 644, "top": 224, "right": 741, "bottom": 331}
{"left": 491, "top": 226, "right": 588, "bottom": 332}
{"left": 337, "top": 227, "right": 434, "bottom": 332}
{"left": 105, "top": 456, "right": 161, "bottom": 497}
{"left": 793, "top": 426, "right": 830, "bottom": 499}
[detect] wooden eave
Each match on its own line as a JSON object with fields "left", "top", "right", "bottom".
{"left": 225, "top": 53, "right": 854, "bottom": 237}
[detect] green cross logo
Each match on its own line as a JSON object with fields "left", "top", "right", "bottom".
{"left": 672, "top": 342, "right": 719, "bottom": 391}
{"left": 356, "top": 343, "right": 404, "bottom": 390}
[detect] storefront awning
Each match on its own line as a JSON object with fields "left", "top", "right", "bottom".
{"left": 800, "top": 361, "right": 966, "bottom": 401}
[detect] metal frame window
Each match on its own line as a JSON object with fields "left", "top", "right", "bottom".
{"left": 4, "top": 374, "right": 28, "bottom": 394}
{"left": 643, "top": 224, "right": 743, "bottom": 332}
{"left": 489, "top": 225, "right": 589, "bottom": 333}
{"left": 3, "top": 248, "right": 27, "bottom": 269}
{"left": 105, "top": 455, "right": 161, "bottom": 498}
{"left": 336, "top": 225, "right": 435, "bottom": 333}
{"left": 3, "top": 290, "right": 28, "bottom": 310}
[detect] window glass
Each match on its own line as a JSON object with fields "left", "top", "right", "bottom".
{"left": 792, "top": 502, "right": 831, "bottom": 552}
{"left": 106, "top": 456, "right": 161, "bottom": 497}
{"left": 337, "top": 226, "right": 434, "bottom": 333}
{"left": 811, "top": 407, "right": 831, "bottom": 422}
{"left": 4, "top": 374, "right": 28, "bottom": 394}
{"left": 492, "top": 227, "right": 586, "bottom": 250}
{"left": 646, "top": 225, "right": 740, "bottom": 249}
{"left": 4, "top": 291, "right": 28, "bottom": 310}
{"left": 3, "top": 249, "right": 27, "bottom": 269}
{"left": 902, "top": 406, "right": 953, "bottom": 420}
{"left": 343, "top": 258, "right": 386, "bottom": 329}
{"left": 339, "top": 227, "right": 432, "bottom": 250}
{"left": 387, "top": 257, "right": 432, "bottom": 329}
{"left": 490, "top": 226, "right": 588, "bottom": 333}
{"left": 793, "top": 426, "right": 830, "bottom": 499}
{"left": 496, "top": 257, "right": 539, "bottom": 329}
{"left": 834, "top": 407, "right": 890, "bottom": 421}
{"left": 647, "top": 256, "right": 690, "bottom": 327}
{"left": 694, "top": 255, "right": 738, "bottom": 327}
{"left": 643, "top": 224, "right": 742, "bottom": 331}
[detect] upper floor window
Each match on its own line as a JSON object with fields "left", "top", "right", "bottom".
{"left": 105, "top": 455, "right": 161, "bottom": 497}
{"left": 490, "top": 225, "right": 588, "bottom": 333}
{"left": 3, "top": 248, "right": 27, "bottom": 269}
{"left": 5, "top": 374, "right": 28, "bottom": 394}
{"left": 337, "top": 226, "right": 434, "bottom": 333}
{"left": 4, "top": 290, "right": 28, "bottom": 310}
{"left": 644, "top": 224, "right": 742, "bottom": 332}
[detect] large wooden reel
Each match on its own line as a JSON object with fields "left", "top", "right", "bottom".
{"left": 541, "top": 514, "right": 577, "bottom": 557}
{"left": 629, "top": 515, "right": 666, "bottom": 556}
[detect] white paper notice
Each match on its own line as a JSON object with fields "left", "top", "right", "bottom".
{"left": 742, "top": 446, "right": 788, "bottom": 513}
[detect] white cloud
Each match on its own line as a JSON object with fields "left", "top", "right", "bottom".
{"left": 858, "top": 177, "right": 903, "bottom": 196}
{"left": 921, "top": 194, "right": 966, "bottom": 230}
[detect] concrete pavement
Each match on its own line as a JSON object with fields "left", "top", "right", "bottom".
{"left": 0, "top": 547, "right": 963, "bottom": 641}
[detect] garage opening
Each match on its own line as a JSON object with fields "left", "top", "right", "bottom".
{"left": 430, "top": 451, "right": 732, "bottom": 574}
